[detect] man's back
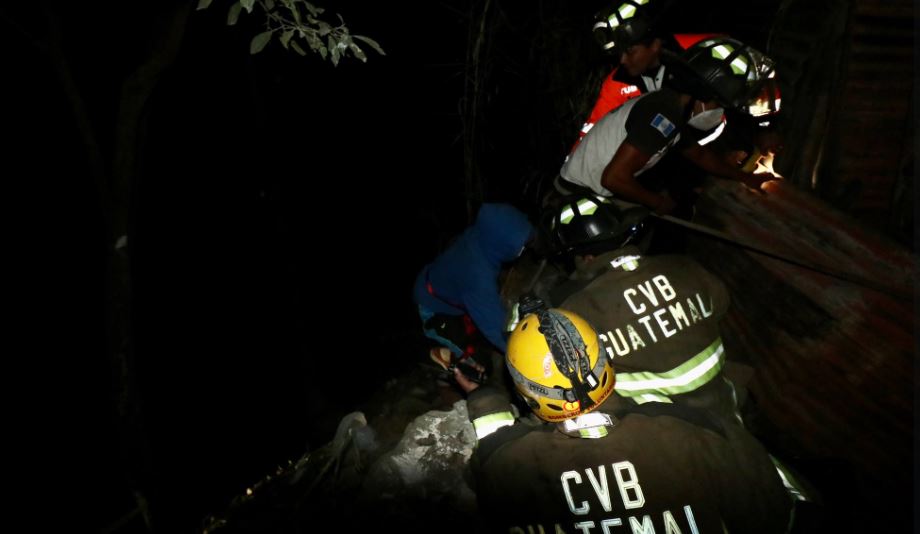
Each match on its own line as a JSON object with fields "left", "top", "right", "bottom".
{"left": 471, "top": 395, "right": 792, "bottom": 533}
{"left": 560, "top": 89, "right": 687, "bottom": 197}
{"left": 560, "top": 252, "right": 739, "bottom": 419}
{"left": 562, "top": 254, "right": 727, "bottom": 371}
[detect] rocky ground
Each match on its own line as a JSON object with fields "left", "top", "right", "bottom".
{"left": 195, "top": 198, "right": 916, "bottom": 533}
{"left": 199, "top": 358, "right": 496, "bottom": 534}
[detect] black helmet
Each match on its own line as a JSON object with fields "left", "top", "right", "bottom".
{"left": 544, "top": 196, "right": 651, "bottom": 259}
{"left": 592, "top": 1, "right": 657, "bottom": 55}
{"left": 664, "top": 37, "right": 777, "bottom": 112}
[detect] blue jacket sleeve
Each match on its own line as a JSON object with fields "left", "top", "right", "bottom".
{"left": 462, "top": 278, "right": 509, "bottom": 353}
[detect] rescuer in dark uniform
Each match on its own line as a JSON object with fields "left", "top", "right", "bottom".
{"left": 543, "top": 196, "right": 740, "bottom": 422}
{"left": 531, "top": 195, "right": 815, "bottom": 505}
{"left": 453, "top": 304, "right": 793, "bottom": 533}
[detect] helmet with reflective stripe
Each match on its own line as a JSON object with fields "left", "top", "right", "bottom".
{"left": 545, "top": 195, "right": 651, "bottom": 259}
{"left": 593, "top": 0, "right": 658, "bottom": 55}
{"left": 664, "top": 36, "right": 777, "bottom": 113}
{"left": 507, "top": 300, "right": 615, "bottom": 422}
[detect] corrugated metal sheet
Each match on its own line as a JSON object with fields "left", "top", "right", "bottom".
{"left": 824, "top": 0, "right": 914, "bottom": 229}
{"left": 689, "top": 178, "right": 915, "bottom": 507}
{"left": 766, "top": 0, "right": 913, "bottom": 241}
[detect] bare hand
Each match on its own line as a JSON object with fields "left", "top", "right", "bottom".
{"left": 653, "top": 194, "right": 677, "bottom": 215}
{"left": 741, "top": 172, "right": 775, "bottom": 192}
{"left": 453, "top": 366, "right": 481, "bottom": 394}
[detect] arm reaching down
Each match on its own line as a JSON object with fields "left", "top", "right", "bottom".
{"left": 600, "top": 141, "right": 676, "bottom": 214}
{"left": 681, "top": 143, "right": 777, "bottom": 191}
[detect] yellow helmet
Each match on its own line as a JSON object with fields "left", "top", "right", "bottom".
{"left": 507, "top": 304, "right": 615, "bottom": 422}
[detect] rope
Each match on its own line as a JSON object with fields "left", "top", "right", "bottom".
{"left": 654, "top": 214, "right": 912, "bottom": 301}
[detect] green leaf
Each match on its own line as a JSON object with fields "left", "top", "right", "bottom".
{"left": 317, "top": 21, "right": 331, "bottom": 37}
{"left": 227, "top": 2, "right": 242, "bottom": 25}
{"left": 279, "top": 29, "right": 294, "bottom": 49}
{"left": 348, "top": 42, "right": 367, "bottom": 62}
{"left": 304, "top": 1, "right": 324, "bottom": 16}
{"left": 263, "top": 0, "right": 275, "bottom": 10}
{"left": 196, "top": 0, "right": 214, "bottom": 11}
{"left": 330, "top": 36, "right": 341, "bottom": 66}
{"left": 241, "top": 0, "right": 255, "bottom": 14}
{"left": 290, "top": 40, "right": 307, "bottom": 56}
{"left": 250, "top": 31, "right": 273, "bottom": 54}
{"left": 305, "top": 31, "right": 321, "bottom": 50}
{"left": 287, "top": 1, "right": 301, "bottom": 23}
{"left": 319, "top": 45, "right": 327, "bottom": 60}
{"left": 353, "top": 35, "right": 385, "bottom": 56}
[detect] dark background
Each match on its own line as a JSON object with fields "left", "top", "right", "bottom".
{"left": 6, "top": 1, "right": 913, "bottom": 532}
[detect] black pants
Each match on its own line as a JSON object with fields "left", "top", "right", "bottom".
{"left": 422, "top": 312, "right": 493, "bottom": 374}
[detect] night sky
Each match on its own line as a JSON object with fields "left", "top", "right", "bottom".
{"left": 9, "top": 1, "right": 891, "bottom": 532}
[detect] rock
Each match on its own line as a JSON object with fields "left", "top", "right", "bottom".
{"left": 354, "top": 400, "right": 482, "bottom": 532}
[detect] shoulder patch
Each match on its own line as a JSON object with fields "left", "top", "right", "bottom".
{"left": 650, "top": 113, "right": 676, "bottom": 137}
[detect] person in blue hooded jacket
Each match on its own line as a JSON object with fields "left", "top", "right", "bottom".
{"left": 413, "top": 203, "right": 534, "bottom": 377}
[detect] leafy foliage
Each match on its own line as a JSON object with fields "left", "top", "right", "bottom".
{"left": 197, "top": 0, "right": 385, "bottom": 66}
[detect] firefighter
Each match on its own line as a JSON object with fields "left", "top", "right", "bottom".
{"left": 564, "top": 0, "right": 727, "bottom": 228}
{"left": 556, "top": 36, "right": 779, "bottom": 217}
{"left": 413, "top": 203, "right": 534, "bottom": 380}
{"left": 575, "top": 1, "right": 784, "bottom": 162}
{"left": 543, "top": 197, "right": 742, "bottom": 422}
{"left": 537, "top": 197, "right": 818, "bottom": 507}
{"left": 576, "top": 1, "right": 782, "bottom": 150}
{"left": 570, "top": 0, "right": 724, "bottom": 152}
{"left": 454, "top": 304, "right": 794, "bottom": 533}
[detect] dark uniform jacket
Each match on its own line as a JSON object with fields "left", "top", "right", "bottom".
{"left": 559, "top": 251, "right": 739, "bottom": 422}
{"left": 467, "top": 386, "right": 792, "bottom": 534}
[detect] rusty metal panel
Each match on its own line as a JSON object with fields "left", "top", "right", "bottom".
{"left": 688, "top": 179, "right": 915, "bottom": 492}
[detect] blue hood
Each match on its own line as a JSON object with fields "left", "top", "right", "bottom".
{"left": 471, "top": 203, "right": 534, "bottom": 265}
{"left": 413, "top": 203, "right": 534, "bottom": 353}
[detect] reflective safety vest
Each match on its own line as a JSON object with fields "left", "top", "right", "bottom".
{"left": 614, "top": 336, "right": 725, "bottom": 404}
{"left": 471, "top": 411, "right": 515, "bottom": 440}
{"left": 570, "top": 33, "right": 724, "bottom": 154}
